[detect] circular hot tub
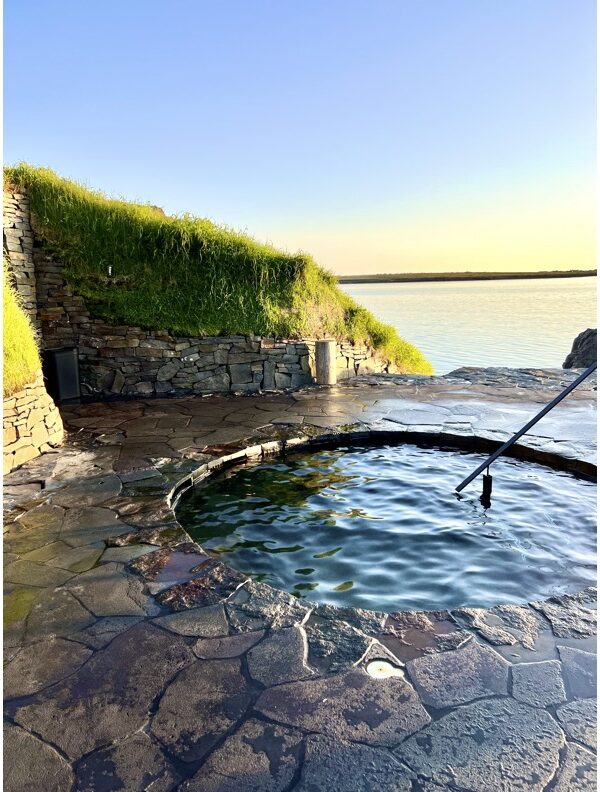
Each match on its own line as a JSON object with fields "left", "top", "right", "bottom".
{"left": 177, "top": 443, "right": 596, "bottom": 612}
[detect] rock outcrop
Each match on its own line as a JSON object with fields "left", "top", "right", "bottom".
{"left": 563, "top": 329, "right": 597, "bottom": 369}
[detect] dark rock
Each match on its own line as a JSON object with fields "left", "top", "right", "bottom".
{"left": 406, "top": 640, "right": 509, "bottom": 708}
{"left": 16, "top": 502, "right": 65, "bottom": 532}
{"left": 60, "top": 506, "right": 127, "bottom": 547}
{"left": 381, "top": 609, "right": 470, "bottom": 662}
{"left": 49, "top": 473, "right": 122, "bottom": 507}
{"left": 65, "top": 562, "right": 154, "bottom": 618}
{"left": 14, "top": 623, "right": 194, "bottom": 760}
{"left": 556, "top": 699, "right": 597, "bottom": 750}
{"left": 4, "top": 558, "right": 74, "bottom": 588}
{"left": 4, "top": 637, "right": 92, "bottom": 698}
{"left": 552, "top": 742, "right": 596, "bottom": 791}
{"left": 256, "top": 668, "right": 430, "bottom": 746}
{"left": 74, "top": 732, "right": 181, "bottom": 791}
{"left": 4, "top": 723, "right": 74, "bottom": 792}
{"left": 311, "top": 602, "right": 386, "bottom": 635}
{"left": 296, "top": 734, "right": 414, "bottom": 791}
{"left": 454, "top": 604, "right": 542, "bottom": 650}
{"left": 156, "top": 559, "right": 246, "bottom": 610}
{"left": 395, "top": 697, "right": 565, "bottom": 791}
{"left": 194, "top": 631, "right": 264, "bottom": 659}
{"left": 150, "top": 658, "right": 256, "bottom": 763}
{"left": 70, "top": 615, "right": 143, "bottom": 649}
{"left": 511, "top": 660, "right": 566, "bottom": 707}
{"left": 247, "top": 626, "right": 314, "bottom": 685}
{"left": 106, "top": 523, "right": 188, "bottom": 547}
{"left": 563, "top": 328, "right": 597, "bottom": 368}
{"left": 179, "top": 718, "right": 303, "bottom": 791}
{"left": 305, "top": 616, "right": 372, "bottom": 673}
{"left": 153, "top": 604, "right": 229, "bottom": 637}
{"left": 25, "top": 588, "right": 96, "bottom": 643}
{"left": 558, "top": 646, "right": 597, "bottom": 699}
{"left": 531, "top": 594, "right": 596, "bottom": 639}
{"left": 128, "top": 542, "right": 208, "bottom": 583}
{"left": 226, "top": 580, "right": 310, "bottom": 632}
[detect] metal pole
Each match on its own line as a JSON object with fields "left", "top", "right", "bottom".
{"left": 455, "top": 362, "right": 597, "bottom": 493}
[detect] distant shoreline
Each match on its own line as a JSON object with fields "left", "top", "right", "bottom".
{"left": 338, "top": 269, "right": 597, "bottom": 284}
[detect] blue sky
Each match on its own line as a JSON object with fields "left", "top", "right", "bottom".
{"left": 4, "top": 0, "right": 596, "bottom": 273}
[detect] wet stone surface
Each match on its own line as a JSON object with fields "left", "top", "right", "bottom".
{"left": 247, "top": 625, "right": 313, "bottom": 686}
{"left": 395, "top": 697, "right": 566, "bottom": 791}
{"left": 380, "top": 609, "right": 471, "bottom": 662}
{"left": 297, "top": 734, "right": 415, "bottom": 792}
{"left": 157, "top": 559, "right": 246, "bottom": 610}
{"left": 12, "top": 623, "right": 194, "bottom": 760}
{"left": 406, "top": 639, "right": 509, "bottom": 708}
{"left": 454, "top": 603, "right": 543, "bottom": 650}
{"left": 153, "top": 603, "right": 230, "bottom": 637}
{"left": 256, "top": 668, "right": 431, "bottom": 746}
{"left": 2, "top": 368, "right": 597, "bottom": 791}
{"left": 180, "top": 718, "right": 303, "bottom": 792}
{"left": 74, "top": 733, "right": 182, "bottom": 792}
{"left": 226, "top": 579, "right": 311, "bottom": 632}
{"left": 556, "top": 698, "right": 597, "bottom": 750}
{"left": 4, "top": 723, "right": 74, "bottom": 792}
{"left": 150, "top": 658, "right": 256, "bottom": 764}
{"left": 511, "top": 659, "right": 566, "bottom": 707}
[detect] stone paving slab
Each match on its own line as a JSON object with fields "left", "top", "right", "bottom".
{"left": 3, "top": 369, "right": 597, "bottom": 791}
{"left": 394, "top": 697, "right": 565, "bottom": 791}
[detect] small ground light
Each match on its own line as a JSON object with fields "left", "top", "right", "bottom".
{"left": 107, "top": 265, "right": 113, "bottom": 277}
{"left": 366, "top": 660, "right": 404, "bottom": 679}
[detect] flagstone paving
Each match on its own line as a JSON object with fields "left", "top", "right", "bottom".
{"left": 3, "top": 368, "right": 597, "bottom": 791}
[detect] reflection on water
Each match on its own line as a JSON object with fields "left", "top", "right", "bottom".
{"left": 342, "top": 277, "right": 597, "bottom": 374}
{"left": 177, "top": 445, "right": 597, "bottom": 612}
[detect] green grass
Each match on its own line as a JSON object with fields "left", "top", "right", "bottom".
{"left": 3, "top": 262, "right": 41, "bottom": 397}
{"left": 5, "top": 164, "right": 433, "bottom": 374}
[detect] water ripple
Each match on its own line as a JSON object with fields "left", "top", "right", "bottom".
{"left": 178, "top": 444, "right": 597, "bottom": 612}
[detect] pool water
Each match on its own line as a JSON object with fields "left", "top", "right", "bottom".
{"left": 177, "top": 444, "right": 597, "bottom": 612}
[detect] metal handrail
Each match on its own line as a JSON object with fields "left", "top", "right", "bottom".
{"left": 455, "top": 362, "right": 597, "bottom": 494}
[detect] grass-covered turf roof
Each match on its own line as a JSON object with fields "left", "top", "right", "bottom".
{"left": 4, "top": 164, "right": 433, "bottom": 374}
{"left": 3, "top": 262, "right": 41, "bottom": 397}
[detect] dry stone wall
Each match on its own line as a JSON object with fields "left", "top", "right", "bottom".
{"left": 3, "top": 191, "right": 38, "bottom": 327}
{"left": 3, "top": 372, "right": 64, "bottom": 473}
{"left": 5, "top": 190, "right": 393, "bottom": 399}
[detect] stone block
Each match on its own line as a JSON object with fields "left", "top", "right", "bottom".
{"left": 229, "top": 363, "right": 252, "bottom": 384}
{"left": 263, "top": 360, "right": 275, "bottom": 389}
{"left": 110, "top": 370, "right": 126, "bottom": 393}
{"left": 4, "top": 425, "right": 17, "bottom": 445}
{"left": 157, "top": 362, "right": 181, "bottom": 381}
{"left": 134, "top": 382, "right": 155, "bottom": 395}
{"left": 195, "top": 372, "right": 230, "bottom": 392}
{"left": 30, "top": 421, "right": 50, "bottom": 448}
{"left": 12, "top": 444, "right": 39, "bottom": 468}
{"left": 291, "top": 372, "right": 312, "bottom": 387}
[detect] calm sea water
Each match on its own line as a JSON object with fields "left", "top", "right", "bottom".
{"left": 342, "top": 276, "right": 597, "bottom": 374}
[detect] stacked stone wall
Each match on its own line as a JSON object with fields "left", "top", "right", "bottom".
{"left": 3, "top": 372, "right": 64, "bottom": 473}
{"left": 3, "top": 191, "right": 38, "bottom": 327}
{"left": 5, "top": 190, "right": 393, "bottom": 399}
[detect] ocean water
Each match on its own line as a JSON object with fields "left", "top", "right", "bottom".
{"left": 341, "top": 276, "right": 597, "bottom": 374}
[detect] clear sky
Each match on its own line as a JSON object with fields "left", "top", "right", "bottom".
{"left": 4, "top": 0, "right": 596, "bottom": 275}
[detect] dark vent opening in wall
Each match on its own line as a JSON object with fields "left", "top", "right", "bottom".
{"left": 42, "top": 346, "right": 81, "bottom": 404}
